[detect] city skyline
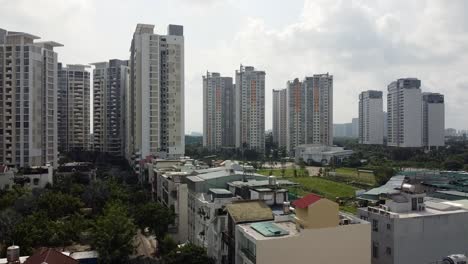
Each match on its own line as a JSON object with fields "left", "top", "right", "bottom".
{"left": 2, "top": 0, "right": 468, "bottom": 133}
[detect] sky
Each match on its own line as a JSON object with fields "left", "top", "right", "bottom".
{"left": 1, "top": 0, "right": 468, "bottom": 133}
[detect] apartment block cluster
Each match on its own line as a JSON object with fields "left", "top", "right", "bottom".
{"left": 0, "top": 24, "right": 184, "bottom": 173}
{"left": 203, "top": 71, "right": 336, "bottom": 160}
{"left": 272, "top": 75, "right": 334, "bottom": 155}
{"left": 359, "top": 78, "right": 445, "bottom": 148}
{"left": 203, "top": 66, "right": 266, "bottom": 153}
{"left": 148, "top": 158, "right": 370, "bottom": 264}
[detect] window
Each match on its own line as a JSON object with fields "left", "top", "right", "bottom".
{"left": 372, "top": 219, "right": 378, "bottom": 232}
{"left": 372, "top": 242, "right": 379, "bottom": 258}
{"left": 386, "top": 247, "right": 392, "bottom": 256}
{"left": 387, "top": 223, "right": 391, "bottom": 230}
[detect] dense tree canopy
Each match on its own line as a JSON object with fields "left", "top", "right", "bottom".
{"left": 91, "top": 202, "right": 137, "bottom": 264}
{"left": 162, "top": 244, "right": 214, "bottom": 264}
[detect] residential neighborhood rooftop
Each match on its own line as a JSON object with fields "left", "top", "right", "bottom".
{"left": 238, "top": 220, "right": 299, "bottom": 241}
{"left": 226, "top": 200, "right": 274, "bottom": 223}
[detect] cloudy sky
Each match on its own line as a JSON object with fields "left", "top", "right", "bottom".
{"left": 2, "top": 0, "right": 468, "bottom": 133}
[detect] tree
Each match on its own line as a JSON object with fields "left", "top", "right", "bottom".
{"left": 37, "top": 191, "right": 83, "bottom": 220}
{"left": 91, "top": 202, "right": 136, "bottom": 264}
{"left": 158, "top": 235, "right": 178, "bottom": 257}
{"left": 443, "top": 160, "right": 464, "bottom": 171}
{"left": 163, "top": 244, "right": 214, "bottom": 264}
{"left": 0, "top": 209, "right": 22, "bottom": 246}
{"left": 374, "top": 166, "right": 395, "bottom": 186}
{"left": 133, "top": 202, "right": 175, "bottom": 238}
{"left": 12, "top": 212, "right": 71, "bottom": 254}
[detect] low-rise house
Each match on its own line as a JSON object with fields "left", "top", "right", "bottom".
{"left": 56, "top": 162, "right": 96, "bottom": 182}
{"left": 358, "top": 182, "right": 468, "bottom": 264}
{"left": 14, "top": 165, "right": 53, "bottom": 189}
{"left": 234, "top": 194, "right": 370, "bottom": 264}
{"left": 24, "top": 248, "right": 78, "bottom": 264}
{"left": 0, "top": 165, "right": 14, "bottom": 190}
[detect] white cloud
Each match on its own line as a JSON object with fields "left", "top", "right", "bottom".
{"left": 1, "top": 0, "right": 467, "bottom": 133}
{"left": 195, "top": 0, "right": 468, "bottom": 131}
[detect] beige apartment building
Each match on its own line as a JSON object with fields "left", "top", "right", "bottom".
{"left": 128, "top": 24, "right": 184, "bottom": 167}
{"left": 235, "top": 194, "right": 370, "bottom": 264}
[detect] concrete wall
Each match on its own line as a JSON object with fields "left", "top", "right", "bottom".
{"left": 427, "top": 103, "right": 445, "bottom": 147}
{"left": 295, "top": 199, "right": 340, "bottom": 229}
{"left": 256, "top": 223, "right": 370, "bottom": 264}
{"left": 402, "top": 88, "right": 422, "bottom": 147}
{"left": 392, "top": 212, "right": 468, "bottom": 264}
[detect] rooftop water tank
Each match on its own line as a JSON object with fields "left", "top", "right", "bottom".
{"left": 7, "top": 245, "right": 20, "bottom": 263}
{"left": 268, "top": 176, "right": 277, "bottom": 186}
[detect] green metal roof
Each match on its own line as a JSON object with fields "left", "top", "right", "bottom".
{"left": 251, "top": 222, "right": 290, "bottom": 237}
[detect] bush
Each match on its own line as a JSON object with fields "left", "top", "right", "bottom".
{"left": 443, "top": 160, "right": 464, "bottom": 171}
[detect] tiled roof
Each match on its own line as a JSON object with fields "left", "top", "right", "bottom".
{"left": 292, "top": 193, "right": 322, "bottom": 209}
{"left": 23, "top": 248, "right": 78, "bottom": 264}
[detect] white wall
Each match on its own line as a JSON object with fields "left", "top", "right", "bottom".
{"left": 427, "top": 103, "right": 445, "bottom": 147}
{"left": 402, "top": 89, "right": 422, "bottom": 147}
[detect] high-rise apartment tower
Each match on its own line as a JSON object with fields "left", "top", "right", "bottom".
{"left": 0, "top": 28, "right": 62, "bottom": 167}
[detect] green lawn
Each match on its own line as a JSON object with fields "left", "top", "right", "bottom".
{"left": 257, "top": 169, "right": 359, "bottom": 213}
{"left": 333, "top": 167, "right": 375, "bottom": 185}
{"left": 257, "top": 168, "right": 309, "bottom": 177}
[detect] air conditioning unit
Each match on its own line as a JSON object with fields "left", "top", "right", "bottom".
{"left": 340, "top": 218, "right": 350, "bottom": 225}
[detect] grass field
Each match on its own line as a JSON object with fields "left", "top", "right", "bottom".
{"left": 332, "top": 167, "right": 375, "bottom": 185}
{"left": 257, "top": 168, "right": 309, "bottom": 177}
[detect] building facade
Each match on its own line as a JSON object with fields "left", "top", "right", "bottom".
{"left": 92, "top": 59, "right": 129, "bottom": 156}
{"left": 128, "top": 24, "right": 185, "bottom": 162}
{"left": 422, "top": 92, "right": 445, "bottom": 148}
{"left": 272, "top": 89, "right": 287, "bottom": 149}
{"left": 0, "top": 29, "right": 62, "bottom": 168}
{"left": 303, "top": 74, "right": 333, "bottom": 146}
{"left": 358, "top": 187, "right": 468, "bottom": 264}
{"left": 286, "top": 78, "right": 305, "bottom": 154}
{"left": 359, "top": 90, "right": 384, "bottom": 145}
{"left": 387, "top": 78, "right": 422, "bottom": 148}
{"left": 58, "top": 64, "right": 91, "bottom": 151}
{"left": 235, "top": 65, "right": 265, "bottom": 153}
{"left": 235, "top": 195, "right": 370, "bottom": 264}
{"left": 202, "top": 72, "right": 235, "bottom": 150}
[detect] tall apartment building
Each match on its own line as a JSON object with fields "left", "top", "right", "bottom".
{"left": 57, "top": 64, "right": 91, "bottom": 151}
{"left": 0, "top": 28, "right": 62, "bottom": 168}
{"left": 272, "top": 89, "right": 287, "bottom": 148}
{"left": 235, "top": 65, "right": 265, "bottom": 153}
{"left": 359, "top": 90, "right": 384, "bottom": 145}
{"left": 387, "top": 78, "right": 422, "bottom": 147}
{"left": 92, "top": 59, "right": 129, "bottom": 156}
{"left": 129, "top": 24, "right": 184, "bottom": 161}
{"left": 202, "top": 72, "right": 235, "bottom": 150}
{"left": 286, "top": 78, "right": 305, "bottom": 154}
{"left": 304, "top": 74, "right": 333, "bottom": 146}
{"left": 422, "top": 92, "right": 445, "bottom": 148}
